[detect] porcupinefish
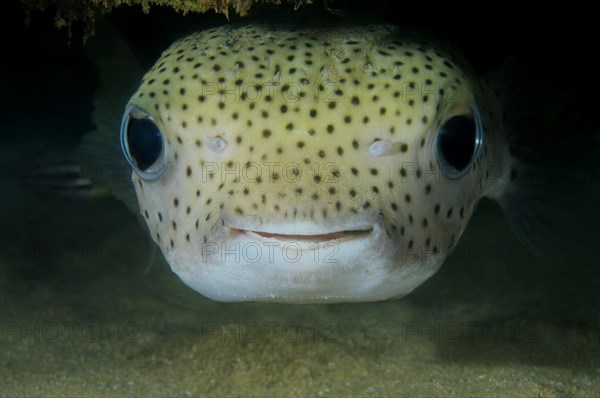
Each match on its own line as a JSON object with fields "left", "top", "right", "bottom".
{"left": 97, "top": 24, "right": 527, "bottom": 303}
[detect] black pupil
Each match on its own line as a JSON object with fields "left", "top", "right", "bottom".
{"left": 438, "top": 115, "right": 477, "bottom": 172}
{"left": 127, "top": 117, "right": 163, "bottom": 171}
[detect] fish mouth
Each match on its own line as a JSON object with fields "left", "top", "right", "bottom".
{"left": 230, "top": 227, "right": 374, "bottom": 243}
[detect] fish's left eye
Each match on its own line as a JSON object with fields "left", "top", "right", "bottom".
{"left": 436, "top": 107, "right": 483, "bottom": 179}
{"left": 120, "top": 105, "right": 167, "bottom": 181}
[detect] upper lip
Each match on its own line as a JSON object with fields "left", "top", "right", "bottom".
{"left": 229, "top": 227, "right": 374, "bottom": 243}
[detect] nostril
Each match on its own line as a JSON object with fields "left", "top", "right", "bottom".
{"left": 207, "top": 136, "right": 227, "bottom": 154}
{"left": 369, "top": 139, "right": 392, "bottom": 156}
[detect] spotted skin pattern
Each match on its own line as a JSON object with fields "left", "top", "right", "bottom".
{"left": 124, "top": 25, "right": 509, "bottom": 303}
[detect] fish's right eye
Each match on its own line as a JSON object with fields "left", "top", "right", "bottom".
{"left": 120, "top": 106, "right": 166, "bottom": 181}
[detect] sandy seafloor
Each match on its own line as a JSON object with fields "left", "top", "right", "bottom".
{"left": 0, "top": 193, "right": 598, "bottom": 396}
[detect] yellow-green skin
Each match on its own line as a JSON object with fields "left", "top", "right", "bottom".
{"left": 124, "top": 25, "right": 509, "bottom": 303}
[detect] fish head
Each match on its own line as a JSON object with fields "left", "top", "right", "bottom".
{"left": 120, "top": 25, "right": 501, "bottom": 303}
